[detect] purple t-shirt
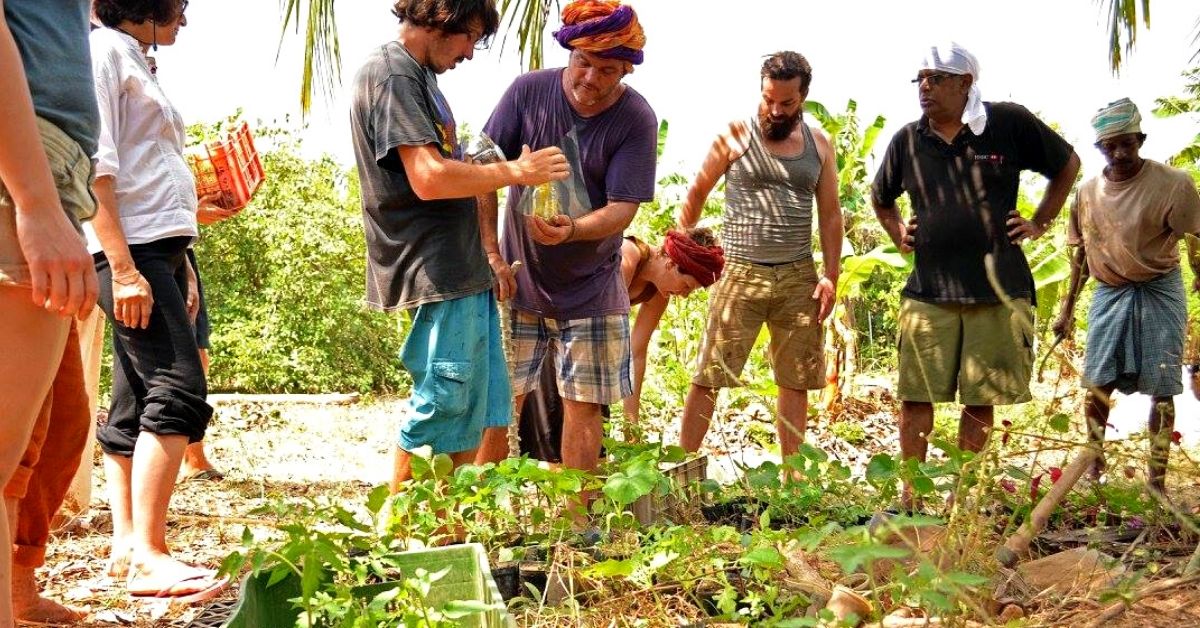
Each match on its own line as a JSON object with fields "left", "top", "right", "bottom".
{"left": 484, "top": 69, "right": 658, "bottom": 320}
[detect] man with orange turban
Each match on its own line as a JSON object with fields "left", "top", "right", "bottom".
{"left": 474, "top": 1, "right": 657, "bottom": 493}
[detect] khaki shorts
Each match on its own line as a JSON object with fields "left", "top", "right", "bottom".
{"left": 897, "top": 297, "right": 1034, "bottom": 405}
{"left": 0, "top": 117, "right": 96, "bottom": 287}
{"left": 693, "top": 258, "right": 824, "bottom": 390}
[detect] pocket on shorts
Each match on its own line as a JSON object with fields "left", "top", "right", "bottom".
{"left": 36, "top": 118, "right": 97, "bottom": 225}
{"left": 430, "top": 360, "right": 473, "bottom": 417}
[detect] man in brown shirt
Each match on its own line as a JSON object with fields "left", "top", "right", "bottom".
{"left": 1055, "top": 98, "right": 1200, "bottom": 494}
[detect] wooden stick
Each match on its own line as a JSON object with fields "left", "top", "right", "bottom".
{"left": 1084, "top": 573, "right": 1200, "bottom": 628}
{"left": 504, "top": 261, "right": 522, "bottom": 459}
{"left": 996, "top": 446, "right": 1100, "bottom": 567}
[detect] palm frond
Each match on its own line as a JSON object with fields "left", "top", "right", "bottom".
{"left": 1101, "top": 0, "right": 1151, "bottom": 75}
{"left": 280, "top": 0, "right": 342, "bottom": 116}
{"left": 496, "top": 0, "right": 557, "bottom": 70}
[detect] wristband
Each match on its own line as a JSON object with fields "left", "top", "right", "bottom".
{"left": 563, "top": 215, "right": 577, "bottom": 243}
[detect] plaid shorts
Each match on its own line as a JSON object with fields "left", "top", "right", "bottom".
{"left": 509, "top": 308, "right": 632, "bottom": 405}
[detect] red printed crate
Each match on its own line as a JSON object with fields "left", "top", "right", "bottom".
{"left": 186, "top": 121, "right": 265, "bottom": 211}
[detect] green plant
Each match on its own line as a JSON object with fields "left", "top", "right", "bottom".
{"left": 191, "top": 121, "right": 406, "bottom": 394}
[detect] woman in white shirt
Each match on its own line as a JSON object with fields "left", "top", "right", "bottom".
{"left": 89, "top": 0, "right": 226, "bottom": 603}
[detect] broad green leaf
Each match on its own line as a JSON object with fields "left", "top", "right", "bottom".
{"left": 1049, "top": 413, "right": 1070, "bottom": 433}
{"left": 584, "top": 558, "right": 636, "bottom": 578}
{"left": 432, "top": 453, "right": 454, "bottom": 479}
{"left": 829, "top": 542, "right": 910, "bottom": 573}
{"left": 740, "top": 546, "right": 784, "bottom": 569}
{"left": 943, "top": 570, "right": 990, "bottom": 587}
{"left": 865, "top": 453, "right": 897, "bottom": 485}
{"left": 603, "top": 470, "right": 656, "bottom": 505}
{"left": 366, "top": 484, "right": 389, "bottom": 515}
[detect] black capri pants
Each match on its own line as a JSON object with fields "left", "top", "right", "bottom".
{"left": 95, "top": 236, "right": 212, "bottom": 456}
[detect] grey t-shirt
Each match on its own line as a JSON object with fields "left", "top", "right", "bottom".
{"left": 5, "top": 0, "right": 99, "bottom": 156}
{"left": 349, "top": 41, "right": 491, "bottom": 312}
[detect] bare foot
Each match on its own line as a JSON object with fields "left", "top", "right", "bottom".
{"left": 13, "top": 566, "right": 87, "bottom": 625}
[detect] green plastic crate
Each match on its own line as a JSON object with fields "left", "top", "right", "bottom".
{"left": 223, "top": 543, "right": 513, "bottom": 627}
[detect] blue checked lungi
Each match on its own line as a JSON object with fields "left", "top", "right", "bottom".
{"left": 1084, "top": 268, "right": 1187, "bottom": 397}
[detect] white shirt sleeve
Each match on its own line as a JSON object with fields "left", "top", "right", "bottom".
{"left": 90, "top": 38, "right": 122, "bottom": 179}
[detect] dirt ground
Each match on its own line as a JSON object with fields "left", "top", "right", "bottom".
{"left": 33, "top": 387, "right": 1200, "bottom": 627}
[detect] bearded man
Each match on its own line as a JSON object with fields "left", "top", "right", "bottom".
{"left": 676, "top": 50, "right": 844, "bottom": 459}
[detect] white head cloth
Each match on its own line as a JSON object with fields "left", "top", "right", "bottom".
{"left": 921, "top": 42, "right": 986, "bottom": 134}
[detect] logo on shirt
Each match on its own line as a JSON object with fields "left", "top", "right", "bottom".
{"left": 974, "top": 153, "right": 1005, "bottom": 165}
{"left": 429, "top": 88, "right": 462, "bottom": 160}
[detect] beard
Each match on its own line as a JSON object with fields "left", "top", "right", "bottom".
{"left": 758, "top": 109, "right": 801, "bottom": 141}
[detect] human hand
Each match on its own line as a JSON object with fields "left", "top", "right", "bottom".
{"left": 488, "top": 252, "right": 517, "bottom": 301}
{"left": 14, "top": 206, "right": 98, "bottom": 318}
{"left": 812, "top": 276, "right": 836, "bottom": 322}
{"left": 112, "top": 271, "right": 154, "bottom": 329}
{"left": 196, "top": 193, "right": 239, "bottom": 225}
{"left": 185, "top": 263, "right": 199, "bottom": 324}
{"left": 899, "top": 215, "right": 916, "bottom": 253}
{"left": 1051, "top": 312, "right": 1074, "bottom": 342}
{"left": 513, "top": 144, "right": 570, "bottom": 187}
{"left": 1007, "top": 210, "right": 1046, "bottom": 244}
{"left": 526, "top": 214, "right": 574, "bottom": 246}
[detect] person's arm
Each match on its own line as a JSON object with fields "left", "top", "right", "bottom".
{"left": 1053, "top": 244, "right": 1089, "bottom": 341}
{"left": 477, "top": 191, "right": 514, "bottom": 301}
{"left": 677, "top": 122, "right": 741, "bottom": 228}
{"left": 872, "top": 203, "right": 915, "bottom": 254}
{"left": 397, "top": 143, "right": 568, "bottom": 201}
{"left": 622, "top": 293, "right": 668, "bottom": 431}
{"left": 812, "top": 129, "right": 843, "bottom": 322}
{"left": 870, "top": 131, "right": 915, "bottom": 254}
{"left": 525, "top": 200, "right": 638, "bottom": 245}
{"left": 0, "top": 1, "right": 97, "bottom": 317}
{"left": 1007, "top": 151, "right": 1081, "bottom": 243}
{"left": 92, "top": 176, "right": 154, "bottom": 329}
{"left": 1186, "top": 235, "right": 1200, "bottom": 294}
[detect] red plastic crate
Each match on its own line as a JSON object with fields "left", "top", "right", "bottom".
{"left": 187, "top": 121, "right": 265, "bottom": 211}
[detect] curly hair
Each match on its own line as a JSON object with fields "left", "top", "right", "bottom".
{"left": 684, "top": 227, "right": 718, "bottom": 249}
{"left": 392, "top": 0, "right": 499, "bottom": 38}
{"left": 94, "top": 0, "right": 183, "bottom": 27}
{"left": 761, "top": 51, "right": 812, "bottom": 93}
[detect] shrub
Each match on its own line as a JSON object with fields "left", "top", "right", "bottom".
{"left": 194, "top": 125, "right": 405, "bottom": 393}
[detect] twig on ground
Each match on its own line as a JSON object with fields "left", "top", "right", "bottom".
{"left": 1083, "top": 573, "right": 1200, "bottom": 628}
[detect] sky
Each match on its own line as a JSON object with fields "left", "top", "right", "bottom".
{"left": 155, "top": 0, "right": 1200, "bottom": 180}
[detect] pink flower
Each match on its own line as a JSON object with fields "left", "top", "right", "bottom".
{"left": 1172, "top": 431, "right": 1182, "bottom": 445}
{"left": 1001, "top": 420, "right": 1013, "bottom": 446}
{"left": 1000, "top": 479, "right": 1016, "bottom": 493}
{"left": 1049, "top": 467, "right": 1063, "bottom": 484}
{"left": 1030, "top": 474, "right": 1044, "bottom": 500}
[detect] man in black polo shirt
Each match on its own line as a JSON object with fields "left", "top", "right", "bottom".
{"left": 871, "top": 43, "right": 1079, "bottom": 499}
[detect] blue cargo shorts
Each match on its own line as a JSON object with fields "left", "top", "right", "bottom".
{"left": 398, "top": 290, "right": 512, "bottom": 454}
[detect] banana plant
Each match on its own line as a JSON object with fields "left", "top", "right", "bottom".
{"left": 805, "top": 100, "right": 890, "bottom": 410}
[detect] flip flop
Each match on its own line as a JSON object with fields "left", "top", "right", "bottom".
{"left": 128, "top": 567, "right": 230, "bottom": 605}
{"left": 180, "top": 468, "right": 226, "bottom": 483}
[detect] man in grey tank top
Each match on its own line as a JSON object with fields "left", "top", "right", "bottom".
{"left": 677, "top": 51, "right": 843, "bottom": 461}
